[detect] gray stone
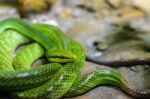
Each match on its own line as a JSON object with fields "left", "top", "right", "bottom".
{"left": 0, "top": 4, "right": 19, "bottom": 21}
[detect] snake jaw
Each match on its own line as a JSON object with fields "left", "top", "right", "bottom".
{"left": 48, "top": 58, "right": 75, "bottom": 63}
{"left": 46, "top": 50, "right": 77, "bottom": 63}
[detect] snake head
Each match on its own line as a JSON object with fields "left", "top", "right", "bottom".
{"left": 46, "top": 50, "right": 77, "bottom": 63}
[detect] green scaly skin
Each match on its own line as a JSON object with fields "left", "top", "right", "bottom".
{"left": 0, "top": 18, "right": 149, "bottom": 99}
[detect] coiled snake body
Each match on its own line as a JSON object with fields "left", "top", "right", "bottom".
{"left": 0, "top": 18, "right": 149, "bottom": 99}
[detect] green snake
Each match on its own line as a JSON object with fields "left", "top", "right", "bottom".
{"left": 0, "top": 18, "right": 149, "bottom": 99}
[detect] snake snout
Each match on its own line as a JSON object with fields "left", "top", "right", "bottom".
{"left": 46, "top": 50, "right": 77, "bottom": 63}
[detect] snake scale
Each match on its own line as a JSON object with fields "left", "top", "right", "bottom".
{"left": 0, "top": 18, "right": 149, "bottom": 99}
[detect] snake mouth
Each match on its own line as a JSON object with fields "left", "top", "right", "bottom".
{"left": 48, "top": 57, "right": 75, "bottom": 63}
{"left": 46, "top": 50, "right": 77, "bottom": 63}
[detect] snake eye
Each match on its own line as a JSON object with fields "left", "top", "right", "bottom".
{"left": 46, "top": 50, "right": 77, "bottom": 63}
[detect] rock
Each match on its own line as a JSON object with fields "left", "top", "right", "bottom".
{"left": 95, "top": 41, "right": 108, "bottom": 51}
{"left": 81, "top": 0, "right": 109, "bottom": 13}
{"left": 122, "top": 0, "right": 133, "bottom": 7}
{"left": 132, "top": 0, "right": 150, "bottom": 13}
{"left": 18, "top": 0, "right": 47, "bottom": 12}
{"left": 63, "top": 0, "right": 84, "bottom": 7}
{"left": 60, "top": 7, "right": 72, "bottom": 19}
{"left": 112, "top": 8, "right": 144, "bottom": 25}
{"left": 0, "top": 0, "right": 16, "bottom": 2}
{"left": 92, "top": 0, "right": 109, "bottom": 12}
{"left": 107, "top": 0, "right": 123, "bottom": 8}
{"left": 70, "top": 86, "right": 133, "bottom": 99}
{"left": 0, "top": 4, "right": 20, "bottom": 21}
{"left": 26, "top": 12, "right": 58, "bottom": 24}
{"left": 130, "top": 17, "right": 150, "bottom": 32}
{"left": 46, "top": 0, "right": 57, "bottom": 5}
